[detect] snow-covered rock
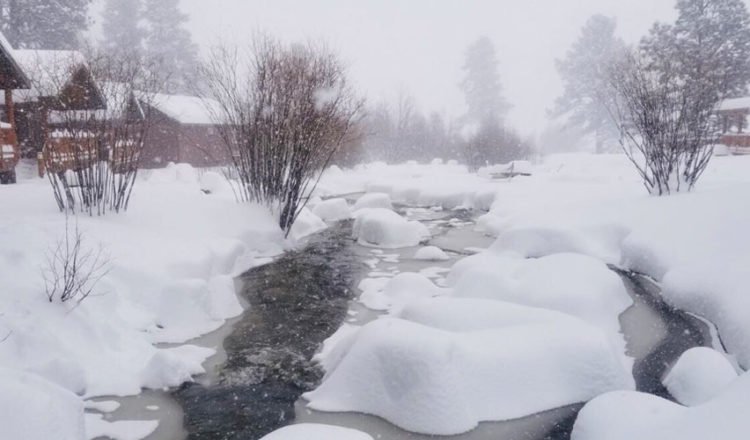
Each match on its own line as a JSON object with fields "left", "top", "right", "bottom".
{"left": 358, "top": 272, "right": 445, "bottom": 311}
{"left": 352, "top": 192, "right": 393, "bottom": 211}
{"left": 312, "top": 198, "right": 352, "bottom": 222}
{"left": 306, "top": 311, "right": 632, "bottom": 435}
{"left": 260, "top": 424, "right": 373, "bottom": 440}
{"left": 572, "top": 371, "right": 750, "bottom": 440}
{"left": 662, "top": 347, "right": 738, "bottom": 406}
{"left": 0, "top": 368, "right": 85, "bottom": 440}
{"left": 352, "top": 208, "right": 430, "bottom": 248}
{"left": 413, "top": 246, "right": 449, "bottom": 261}
{"left": 289, "top": 208, "right": 327, "bottom": 241}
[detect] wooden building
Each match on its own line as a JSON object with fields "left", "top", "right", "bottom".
{"left": 11, "top": 50, "right": 106, "bottom": 158}
{"left": 138, "top": 93, "right": 229, "bottom": 168}
{"left": 717, "top": 97, "right": 750, "bottom": 154}
{"left": 0, "top": 31, "right": 30, "bottom": 183}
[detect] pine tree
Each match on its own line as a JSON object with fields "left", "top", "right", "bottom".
{"left": 142, "top": 0, "right": 197, "bottom": 92}
{"left": 0, "top": 0, "right": 91, "bottom": 50}
{"left": 641, "top": 0, "right": 750, "bottom": 99}
{"left": 552, "top": 15, "right": 625, "bottom": 153}
{"left": 460, "top": 36, "right": 510, "bottom": 125}
{"left": 101, "top": 0, "right": 143, "bottom": 55}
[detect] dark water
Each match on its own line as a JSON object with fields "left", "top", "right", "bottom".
{"left": 161, "top": 214, "right": 716, "bottom": 440}
{"left": 172, "top": 221, "right": 364, "bottom": 440}
{"left": 616, "top": 269, "right": 713, "bottom": 400}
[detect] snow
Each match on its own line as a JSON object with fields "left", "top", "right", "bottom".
{"left": 312, "top": 198, "right": 352, "bottom": 222}
{"left": 413, "top": 245, "right": 450, "bottom": 261}
{"left": 352, "top": 208, "right": 430, "bottom": 248}
{"left": 352, "top": 192, "right": 393, "bottom": 211}
{"left": 0, "top": 163, "right": 286, "bottom": 402}
{"left": 289, "top": 207, "right": 327, "bottom": 241}
{"left": 358, "top": 272, "right": 445, "bottom": 311}
{"left": 572, "top": 371, "right": 750, "bottom": 440}
{"left": 13, "top": 49, "right": 95, "bottom": 102}
{"left": 662, "top": 347, "right": 738, "bottom": 406}
{"left": 0, "top": 367, "right": 85, "bottom": 440}
{"left": 145, "top": 93, "right": 224, "bottom": 125}
{"left": 305, "top": 309, "right": 632, "bottom": 435}
{"left": 261, "top": 424, "right": 373, "bottom": 440}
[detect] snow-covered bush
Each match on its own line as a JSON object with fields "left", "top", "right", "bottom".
{"left": 201, "top": 37, "right": 362, "bottom": 236}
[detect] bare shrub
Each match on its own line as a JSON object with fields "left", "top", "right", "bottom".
{"left": 607, "top": 51, "right": 719, "bottom": 195}
{"left": 42, "top": 216, "right": 110, "bottom": 304}
{"left": 201, "top": 36, "right": 363, "bottom": 235}
{"left": 28, "top": 49, "right": 164, "bottom": 214}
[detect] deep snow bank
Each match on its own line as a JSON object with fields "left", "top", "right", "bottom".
{"left": 305, "top": 303, "right": 632, "bottom": 435}
{"left": 0, "top": 163, "right": 286, "bottom": 402}
{"left": 572, "top": 371, "right": 750, "bottom": 440}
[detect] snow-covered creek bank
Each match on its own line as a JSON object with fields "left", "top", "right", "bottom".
{"left": 90, "top": 203, "right": 721, "bottom": 440}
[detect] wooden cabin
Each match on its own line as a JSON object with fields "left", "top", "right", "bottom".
{"left": 717, "top": 97, "right": 750, "bottom": 155}
{"left": 0, "top": 31, "right": 30, "bottom": 183}
{"left": 11, "top": 50, "right": 106, "bottom": 164}
{"left": 138, "top": 93, "right": 230, "bottom": 168}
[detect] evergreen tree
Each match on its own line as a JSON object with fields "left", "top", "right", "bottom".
{"left": 143, "top": 0, "right": 198, "bottom": 92}
{"left": 552, "top": 15, "right": 625, "bottom": 153}
{"left": 101, "top": 0, "right": 143, "bottom": 55}
{"left": 460, "top": 36, "right": 510, "bottom": 125}
{"left": 0, "top": 0, "right": 91, "bottom": 49}
{"left": 641, "top": 0, "right": 750, "bottom": 99}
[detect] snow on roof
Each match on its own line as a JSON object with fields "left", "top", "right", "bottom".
{"left": 145, "top": 93, "right": 223, "bottom": 125}
{"left": 718, "top": 97, "right": 750, "bottom": 112}
{"left": 0, "top": 31, "right": 30, "bottom": 89}
{"left": 12, "top": 50, "right": 88, "bottom": 101}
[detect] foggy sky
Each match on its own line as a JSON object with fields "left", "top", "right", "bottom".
{"left": 93, "top": 0, "right": 725, "bottom": 137}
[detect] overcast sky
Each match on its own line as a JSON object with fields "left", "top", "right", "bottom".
{"left": 174, "top": 0, "right": 688, "bottom": 137}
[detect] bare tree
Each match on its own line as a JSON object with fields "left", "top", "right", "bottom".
{"left": 42, "top": 215, "right": 110, "bottom": 304}
{"left": 201, "top": 36, "right": 363, "bottom": 235}
{"left": 36, "top": 49, "right": 163, "bottom": 214}
{"left": 607, "top": 50, "right": 719, "bottom": 195}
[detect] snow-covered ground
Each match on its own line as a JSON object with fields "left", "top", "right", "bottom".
{"left": 0, "top": 163, "right": 326, "bottom": 439}
{"left": 300, "top": 153, "right": 750, "bottom": 437}
{"left": 4, "top": 152, "right": 750, "bottom": 439}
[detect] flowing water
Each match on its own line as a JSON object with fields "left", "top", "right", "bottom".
{"left": 88, "top": 203, "right": 718, "bottom": 440}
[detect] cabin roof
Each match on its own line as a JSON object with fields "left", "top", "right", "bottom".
{"left": 0, "top": 31, "right": 30, "bottom": 89}
{"left": 718, "top": 97, "right": 750, "bottom": 113}
{"left": 13, "top": 50, "right": 106, "bottom": 109}
{"left": 143, "top": 93, "right": 223, "bottom": 125}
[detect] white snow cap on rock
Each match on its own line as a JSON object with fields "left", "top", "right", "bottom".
{"left": 358, "top": 272, "right": 445, "bottom": 311}
{"left": 413, "top": 246, "right": 449, "bottom": 261}
{"left": 312, "top": 198, "right": 352, "bottom": 222}
{"left": 662, "top": 347, "right": 738, "bottom": 406}
{"left": 306, "top": 308, "right": 633, "bottom": 436}
{"left": 572, "top": 371, "right": 750, "bottom": 440}
{"left": 352, "top": 208, "right": 429, "bottom": 248}
{"left": 352, "top": 192, "right": 393, "bottom": 211}
{"left": 260, "top": 424, "right": 373, "bottom": 440}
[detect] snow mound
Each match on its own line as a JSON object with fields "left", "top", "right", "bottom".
{"left": 352, "top": 208, "right": 430, "bottom": 248}
{"left": 352, "top": 193, "right": 393, "bottom": 211}
{"left": 359, "top": 272, "right": 444, "bottom": 311}
{"left": 662, "top": 347, "right": 738, "bottom": 406}
{"left": 413, "top": 246, "right": 449, "bottom": 261}
{"left": 490, "top": 225, "right": 627, "bottom": 262}
{"left": 306, "top": 314, "right": 632, "bottom": 435}
{"left": 289, "top": 208, "right": 327, "bottom": 241}
{"left": 0, "top": 368, "right": 85, "bottom": 440}
{"left": 312, "top": 198, "right": 352, "bottom": 222}
{"left": 572, "top": 372, "right": 750, "bottom": 440}
{"left": 260, "top": 424, "right": 373, "bottom": 440}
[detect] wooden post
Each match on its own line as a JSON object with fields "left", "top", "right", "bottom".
{"left": 4, "top": 88, "right": 15, "bottom": 129}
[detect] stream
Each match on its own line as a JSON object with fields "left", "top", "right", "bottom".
{"left": 88, "top": 202, "right": 719, "bottom": 440}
